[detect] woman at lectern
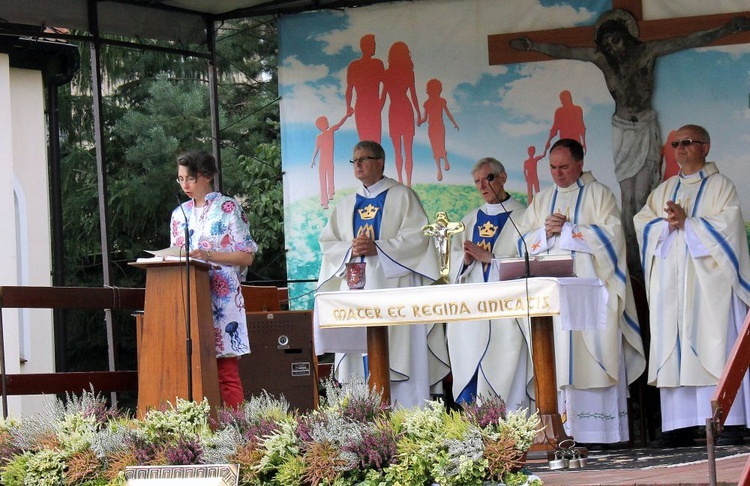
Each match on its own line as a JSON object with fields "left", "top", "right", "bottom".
{"left": 170, "top": 150, "right": 258, "bottom": 409}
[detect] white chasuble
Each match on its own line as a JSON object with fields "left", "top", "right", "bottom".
{"left": 635, "top": 162, "right": 750, "bottom": 430}
{"left": 447, "top": 198, "right": 532, "bottom": 411}
{"left": 517, "top": 171, "right": 646, "bottom": 443}
{"left": 315, "top": 176, "right": 450, "bottom": 407}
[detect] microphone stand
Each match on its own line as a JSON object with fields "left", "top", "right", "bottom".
{"left": 176, "top": 194, "right": 194, "bottom": 403}
{"left": 486, "top": 173, "right": 531, "bottom": 278}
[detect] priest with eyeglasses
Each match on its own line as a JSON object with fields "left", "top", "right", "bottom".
{"left": 314, "top": 140, "right": 450, "bottom": 408}
{"left": 635, "top": 124, "right": 750, "bottom": 447}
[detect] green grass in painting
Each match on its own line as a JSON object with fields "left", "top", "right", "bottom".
{"left": 284, "top": 184, "right": 526, "bottom": 309}
{"left": 286, "top": 191, "right": 750, "bottom": 311}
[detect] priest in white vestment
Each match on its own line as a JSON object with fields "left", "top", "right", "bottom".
{"left": 634, "top": 124, "right": 750, "bottom": 441}
{"left": 314, "top": 140, "right": 450, "bottom": 408}
{"left": 448, "top": 157, "right": 532, "bottom": 411}
{"left": 516, "top": 139, "right": 646, "bottom": 444}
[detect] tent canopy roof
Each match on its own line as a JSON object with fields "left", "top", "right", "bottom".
{"left": 1, "top": 0, "right": 398, "bottom": 44}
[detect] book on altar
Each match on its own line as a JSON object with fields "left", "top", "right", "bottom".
{"left": 135, "top": 247, "right": 207, "bottom": 263}
{"left": 492, "top": 254, "right": 574, "bottom": 281}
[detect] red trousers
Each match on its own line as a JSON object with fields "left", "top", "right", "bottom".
{"left": 216, "top": 356, "right": 244, "bottom": 409}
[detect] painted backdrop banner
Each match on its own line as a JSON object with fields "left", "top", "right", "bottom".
{"left": 278, "top": 0, "right": 750, "bottom": 309}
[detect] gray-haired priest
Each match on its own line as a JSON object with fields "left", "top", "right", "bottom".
{"left": 448, "top": 157, "right": 532, "bottom": 411}
{"left": 635, "top": 124, "right": 750, "bottom": 447}
{"left": 314, "top": 140, "right": 450, "bottom": 408}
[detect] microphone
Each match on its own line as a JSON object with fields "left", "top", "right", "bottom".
{"left": 486, "top": 173, "right": 531, "bottom": 278}
{"left": 175, "top": 193, "right": 194, "bottom": 402}
{"left": 176, "top": 193, "right": 192, "bottom": 253}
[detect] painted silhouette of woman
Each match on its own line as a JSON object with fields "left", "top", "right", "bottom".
{"left": 381, "top": 41, "right": 421, "bottom": 187}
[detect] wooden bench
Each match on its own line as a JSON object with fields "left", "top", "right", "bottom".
{"left": 0, "top": 284, "right": 315, "bottom": 416}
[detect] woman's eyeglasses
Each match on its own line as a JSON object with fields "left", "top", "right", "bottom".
{"left": 176, "top": 176, "right": 198, "bottom": 184}
{"left": 670, "top": 139, "right": 706, "bottom": 148}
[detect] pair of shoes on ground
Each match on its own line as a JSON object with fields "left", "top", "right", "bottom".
{"left": 716, "top": 426, "right": 746, "bottom": 446}
{"left": 650, "top": 427, "right": 696, "bottom": 448}
{"left": 577, "top": 442, "right": 626, "bottom": 451}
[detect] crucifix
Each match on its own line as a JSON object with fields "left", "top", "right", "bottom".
{"left": 487, "top": 0, "right": 750, "bottom": 277}
{"left": 486, "top": 0, "right": 750, "bottom": 450}
{"left": 422, "top": 211, "right": 465, "bottom": 284}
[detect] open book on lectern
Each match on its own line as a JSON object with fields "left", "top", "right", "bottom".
{"left": 135, "top": 246, "right": 207, "bottom": 264}
{"left": 491, "top": 254, "right": 574, "bottom": 281}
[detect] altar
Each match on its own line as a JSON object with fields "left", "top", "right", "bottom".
{"left": 314, "top": 276, "right": 607, "bottom": 451}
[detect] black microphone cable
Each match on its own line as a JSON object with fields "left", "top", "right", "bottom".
{"left": 487, "top": 173, "right": 531, "bottom": 279}
{"left": 176, "top": 193, "right": 194, "bottom": 402}
{"left": 485, "top": 172, "right": 534, "bottom": 411}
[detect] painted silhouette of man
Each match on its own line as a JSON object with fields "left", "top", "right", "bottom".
{"left": 511, "top": 9, "right": 750, "bottom": 275}
{"left": 544, "top": 90, "right": 586, "bottom": 156}
{"left": 345, "top": 34, "right": 385, "bottom": 143}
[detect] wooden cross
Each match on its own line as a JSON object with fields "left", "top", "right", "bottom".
{"left": 488, "top": 0, "right": 750, "bottom": 66}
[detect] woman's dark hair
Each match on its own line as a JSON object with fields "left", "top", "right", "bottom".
{"left": 177, "top": 150, "right": 218, "bottom": 180}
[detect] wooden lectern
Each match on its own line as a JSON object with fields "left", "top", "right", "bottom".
{"left": 131, "top": 260, "right": 221, "bottom": 415}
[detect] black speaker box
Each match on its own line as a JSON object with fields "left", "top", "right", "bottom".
{"left": 239, "top": 311, "right": 317, "bottom": 412}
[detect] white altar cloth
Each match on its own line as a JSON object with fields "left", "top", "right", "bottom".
{"left": 315, "top": 277, "right": 606, "bottom": 331}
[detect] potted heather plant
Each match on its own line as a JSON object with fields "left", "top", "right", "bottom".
{"left": 0, "top": 379, "right": 543, "bottom": 486}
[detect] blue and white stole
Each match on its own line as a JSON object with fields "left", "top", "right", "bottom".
{"left": 353, "top": 190, "right": 388, "bottom": 240}
{"left": 473, "top": 210, "right": 510, "bottom": 281}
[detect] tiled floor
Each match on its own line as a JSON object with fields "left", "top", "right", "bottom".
{"left": 527, "top": 445, "right": 749, "bottom": 485}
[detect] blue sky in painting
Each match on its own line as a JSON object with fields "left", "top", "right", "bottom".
{"left": 278, "top": 0, "right": 750, "bottom": 211}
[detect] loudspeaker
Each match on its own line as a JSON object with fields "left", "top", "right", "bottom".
{"left": 239, "top": 311, "right": 317, "bottom": 412}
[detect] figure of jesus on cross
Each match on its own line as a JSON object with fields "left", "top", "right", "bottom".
{"left": 508, "top": 9, "right": 750, "bottom": 276}
{"left": 422, "top": 211, "right": 464, "bottom": 284}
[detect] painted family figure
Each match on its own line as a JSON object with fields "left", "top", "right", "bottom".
{"left": 511, "top": 9, "right": 750, "bottom": 274}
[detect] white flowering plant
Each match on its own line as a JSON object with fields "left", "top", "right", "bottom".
{"left": 0, "top": 380, "right": 543, "bottom": 486}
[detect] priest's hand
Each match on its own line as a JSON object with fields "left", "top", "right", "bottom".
{"left": 352, "top": 234, "right": 377, "bottom": 257}
{"left": 463, "top": 240, "right": 492, "bottom": 264}
{"left": 664, "top": 200, "right": 686, "bottom": 231}
{"left": 545, "top": 212, "right": 567, "bottom": 239}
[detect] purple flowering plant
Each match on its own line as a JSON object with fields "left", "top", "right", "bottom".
{"left": 0, "top": 381, "right": 542, "bottom": 486}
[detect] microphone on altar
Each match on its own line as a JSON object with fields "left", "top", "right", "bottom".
{"left": 175, "top": 193, "right": 194, "bottom": 402}
{"left": 485, "top": 173, "right": 531, "bottom": 279}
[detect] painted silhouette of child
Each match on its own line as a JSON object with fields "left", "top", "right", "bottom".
{"left": 419, "top": 78, "right": 459, "bottom": 181}
{"left": 523, "top": 145, "right": 544, "bottom": 203}
{"left": 311, "top": 113, "right": 349, "bottom": 209}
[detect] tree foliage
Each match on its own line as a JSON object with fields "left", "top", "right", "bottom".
{"left": 56, "top": 18, "right": 283, "bottom": 377}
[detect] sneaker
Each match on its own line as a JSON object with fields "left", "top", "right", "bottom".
{"left": 650, "top": 427, "right": 696, "bottom": 448}
{"left": 716, "top": 426, "right": 745, "bottom": 446}
{"left": 578, "top": 442, "right": 627, "bottom": 451}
